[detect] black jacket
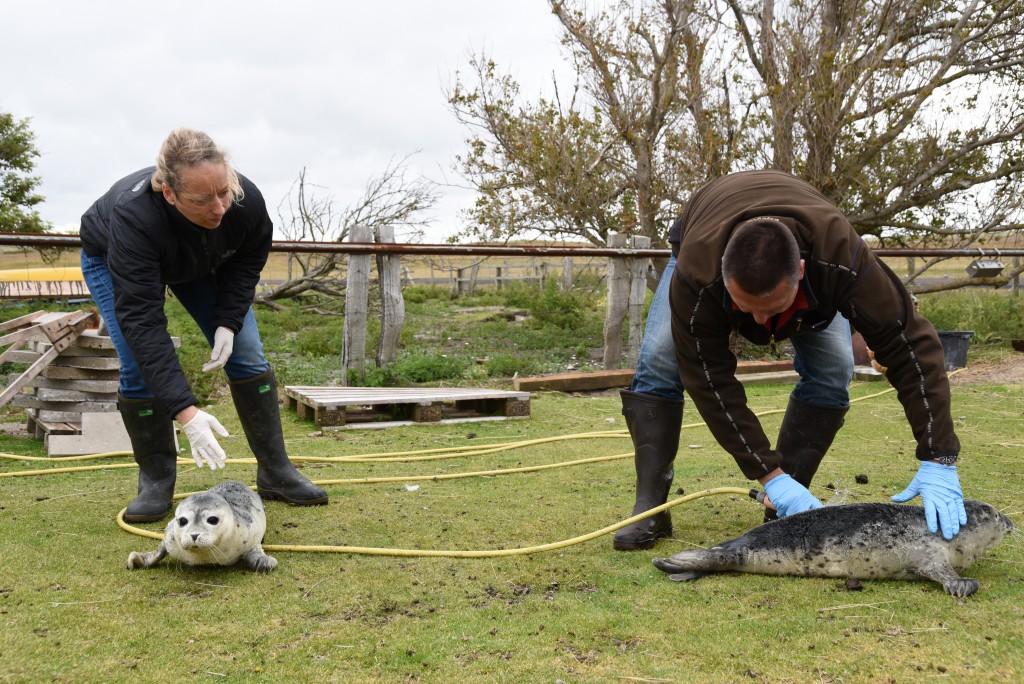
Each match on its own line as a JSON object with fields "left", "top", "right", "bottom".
{"left": 80, "top": 167, "right": 271, "bottom": 415}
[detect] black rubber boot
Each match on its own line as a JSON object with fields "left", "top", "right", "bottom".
{"left": 229, "top": 369, "right": 328, "bottom": 506}
{"left": 119, "top": 396, "right": 177, "bottom": 523}
{"left": 763, "top": 396, "right": 848, "bottom": 522}
{"left": 613, "top": 390, "right": 684, "bottom": 551}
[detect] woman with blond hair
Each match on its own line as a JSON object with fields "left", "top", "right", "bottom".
{"left": 80, "top": 128, "right": 327, "bottom": 522}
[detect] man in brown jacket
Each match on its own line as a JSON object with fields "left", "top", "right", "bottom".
{"left": 661, "top": 170, "right": 966, "bottom": 539}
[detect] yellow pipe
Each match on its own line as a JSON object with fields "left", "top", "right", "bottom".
{"left": 117, "top": 486, "right": 753, "bottom": 557}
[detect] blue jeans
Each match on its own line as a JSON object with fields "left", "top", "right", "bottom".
{"left": 632, "top": 254, "right": 852, "bottom": 408}
{"left": 789, "top": 314, "right": 853, "bottom": 408}
{"left": 631, "top": 255, "right": 686, "bottom": 399}
{"left": 80, "top": 251, "right": 270, "bottom": 398}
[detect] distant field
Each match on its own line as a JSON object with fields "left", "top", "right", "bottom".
{"left": 0, "top": 245, "right": 1017, "bottom": 286}
{"left": 0, "top": 248, "right": 607, "bottom": 288}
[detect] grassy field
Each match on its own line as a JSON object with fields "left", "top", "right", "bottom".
{"left": 0, "top": 246, "right": 1022, "bottom": 681}
{"left": 0, "top": 380, "right": 1022, "bottom": 683}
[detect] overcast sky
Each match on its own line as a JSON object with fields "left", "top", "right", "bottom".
{"left": 2, "top": 1, "right": 571, "bottom": 242}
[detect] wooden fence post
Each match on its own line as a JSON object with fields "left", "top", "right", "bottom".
{"left": 603, "top": 233, "right": 629, "bottom": 369}
{"left": 452, "top": 267, "right": 464, "bottom": 296}
{"left": 562, "top": 256, "right": 573, "bottom": 291}
{"left": 454, "top": 263, "right": 482, "bottom": 296}
{"left": 376, "top": 225, "right": 405, "bottom": 366}
{"left": 1014, "top": 256, "right": 1020, "bottom": 298}
{"left": 625, "top": 236, "right": 651, "bottom": 369}
{"left": 341, "top": 225, "right": 372, "bottom": 385}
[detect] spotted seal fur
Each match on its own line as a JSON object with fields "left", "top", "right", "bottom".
{"left": 127, "top": 480, "right": 277, "bottom": 573}
{"left": 653, "top": 500, "right": 1013, "bottom": 597}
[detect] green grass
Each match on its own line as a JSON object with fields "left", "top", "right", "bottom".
{"left": 0, "top": 261, "right": 1022, "bottom": 681}
{"left": 1, "top": 382, "right": 1022, "bottom": 682}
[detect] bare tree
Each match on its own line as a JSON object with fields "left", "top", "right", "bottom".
{"left": 447, "top": 0, "right": 741, "bottom": 254}
{"left": 726, "top": 0, "right": 1024, "bottom": 244}
{"left": 257, "top": 155, "right": 439, "bottom": 308}
{"left": 449, "top": 0, "right": 1024, "bottom": 285}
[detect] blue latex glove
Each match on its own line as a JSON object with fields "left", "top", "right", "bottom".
{"left": 763, "top": 474, "right": 823, "bottom": 517}
{"left": 891, "top": 461, "right": 967, "bottom": 540}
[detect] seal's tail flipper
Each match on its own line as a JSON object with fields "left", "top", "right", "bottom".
{"left": 653, "top": 548, "right": 736, "bottom": 577}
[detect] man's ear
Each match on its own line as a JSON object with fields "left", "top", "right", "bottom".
{"left": 161, "top": 184, "right": 176, "bottom": 205}
{"left": 798, "top": 258, "right": 806, "bottom": 280}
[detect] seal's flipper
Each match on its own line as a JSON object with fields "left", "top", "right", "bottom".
{"left": 653, "top": 548, "right": 735, "bottom": 575}
{"left": 668, "top": 571, "right": 708, "bottom": 582}
{"left": 127, "top": 544, "right": 168, "bottom": 570}
{"left": 243, "top": 548, "right": 278, "bottom": 574}
{"left": 915, "top": 556, "right": 980, "bottom": 597}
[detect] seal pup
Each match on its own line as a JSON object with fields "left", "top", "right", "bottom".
{"left": 653, "top": 500, "right": 1013, "bottom": 597}
{"left": 127, "top": 480, "right": 277, "bottom": 573}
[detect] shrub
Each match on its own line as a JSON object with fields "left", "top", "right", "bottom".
{"left": 294, "top": 319, "right": 343, "bottom": 356}
{"left": 484, "top": 353, "right": 542, "bottom": 378}
{"left": 403, "top": 285, "right": 450, "bottom": 305}
{"left": 352, "top": 352, "right": 469, "bottom": 386}
{"left": 918, "top": 289, "right": 1024, "bottom": 342}
{"left": 273, "top": 354, "right": 345, "bottom": 387}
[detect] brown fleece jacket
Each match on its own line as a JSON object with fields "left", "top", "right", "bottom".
{"left": 668, "top": 170, "right": 959, "bottom": 479}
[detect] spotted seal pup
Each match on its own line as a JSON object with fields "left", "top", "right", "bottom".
{"left": 127, "top": 480, "right": 277, "bottom": 573}
{"left": 653, "top": 500, "right": 1013, "bottom": 597}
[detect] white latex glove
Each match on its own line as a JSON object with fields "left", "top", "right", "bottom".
{"left": 181, "top": 410, "right": 229, "bottom": 469}
{"left": 202, "top": 326, "right": 235, "bottom": 372}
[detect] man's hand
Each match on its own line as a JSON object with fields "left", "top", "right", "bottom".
{"left": 181, "top": 409, "right": 229, "bottom": 469}
{"left": 891, "top": 461, "right": 967, "bottom": 539}
{"left": 761, "top": 473, "right": 823, "bottom": 517}
{"left": 202, "top": 326, "right": 235, "bottom": 372}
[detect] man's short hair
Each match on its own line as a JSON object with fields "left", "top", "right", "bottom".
{"left": 721, "top": 217, "right": 801, "bottom": 295}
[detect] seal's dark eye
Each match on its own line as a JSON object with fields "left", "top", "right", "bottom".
{"left": 207, "top": 516, "right": 220, "bottom": 525}
{"left": 177, "top": 517, "right": 188, "bottom": 527}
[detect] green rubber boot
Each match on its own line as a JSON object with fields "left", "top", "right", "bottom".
{"left": 613, "top": 390, "right": 684, "bottom": 551}
{"left": 119, "top": 396, "right": 177, "bottom": 523}
{"left": 764, "top": 396, "right": 848, "bottom": 522}
{"left": 229, "top": 369, "right": 328, "bottom": 506}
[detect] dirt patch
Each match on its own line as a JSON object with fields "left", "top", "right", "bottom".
{"left": 949, "top": 354, "right": 1024, "bottom": 385}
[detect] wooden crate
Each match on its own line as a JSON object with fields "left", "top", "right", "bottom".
{"left": 283, "top": 386, "right": 531, "bottom": 429}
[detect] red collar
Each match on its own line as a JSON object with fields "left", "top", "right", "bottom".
{"left": 730, "top": 285, "right": 808, "bottom": 331}
{"left": 773, "top": 286, "right": 808, "bottom": 330}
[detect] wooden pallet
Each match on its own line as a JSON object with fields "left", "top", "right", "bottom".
{"left": 0, "top": 319, "right": 180, "bottom": 455}
{"left": 283, "top": 386, "right": 531, "bottom": 429}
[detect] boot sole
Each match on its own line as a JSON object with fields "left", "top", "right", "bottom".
{"left": 613, "top": 537, "right": 661, "bottom": 551}
{"left": 613, "top": 528, "right": 672, "bottom": 551}
{"left": 123, "top": 510, "right": 171, "bottom": 523}
{"left": 257, "top": 488, "right": 329, "bottom": 506}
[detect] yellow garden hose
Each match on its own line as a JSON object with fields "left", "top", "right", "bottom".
{"left": 116, "top": 486, "right": 753, "bottom": 557}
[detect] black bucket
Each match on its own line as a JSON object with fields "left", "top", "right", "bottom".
{"left": 936, "top": 330, "right": 973, "bottom": 371}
